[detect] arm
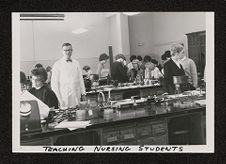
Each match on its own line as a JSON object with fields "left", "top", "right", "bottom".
{"left": 190, "top": 60, "right": 198, "bottom": 88}
{"left": 96, "top": 63, "right": 102, "bottom": 77}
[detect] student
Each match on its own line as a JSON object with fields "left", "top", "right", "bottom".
{"left": 179, "top": 46, "right": 198, "bottom": 88}
{"left": 128, "top": 59, "right": 142, "bottom": 82}
{"left": 127, "top": 55, "right": 137, "bottom": 71}
{"left": 96, "top": 53, "right": 110, "bottom": 79}
{"left": 83, "top": 65, "right": 92, "bottom": 79}
{"left": 20, "top": 71, "right": 50, "bottom": 120}
{"left": 137, "top": 55, "right": 143, "bottom": 67}
{"left": 30, "top": 68, "right": 59, "bottom": 109}
{"left": 150, "top": 59, "right": 164, "bottom": 79}
{"left": 111, "top": 54, "right": 129, "bottom": 83}
{"left": 164, "top": 44, "right": 186, "bottom": 94}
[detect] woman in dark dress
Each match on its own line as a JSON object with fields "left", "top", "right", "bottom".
{"left": 29, "top": 67, "right": 59, "bottom": 109}
{"left": 164, "top": 44, "right": 186, "bottom": 94}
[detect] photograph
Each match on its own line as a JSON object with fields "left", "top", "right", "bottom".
{"left": 12, "top": 12, "right": 214, "bottom": 153}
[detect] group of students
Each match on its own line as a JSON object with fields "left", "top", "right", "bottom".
{"left": 83, "top": 53, "right": 165, "bottom": 84}
{"left": 20, "top": 42, "right": 199, "bottom": 121}
{"left": 83, "top": 43, "right": 198, "bottom": 95}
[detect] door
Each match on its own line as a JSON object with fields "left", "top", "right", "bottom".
{"left": 186, "top": 31, "right": 206, "bottom": 80}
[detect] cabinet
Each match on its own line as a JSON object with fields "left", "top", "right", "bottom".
{"left": 21, "top": 137, "right": 52, "bottom": 146}
{"left": 186, "top": 31, "right": 206, "bottom": 80}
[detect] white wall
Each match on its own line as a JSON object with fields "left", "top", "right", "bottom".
{"left": 109, "top": 14, "right": 130, "bottom": 62}
{"left": 20, "top": 14, "right": 112, "bottom": 75}
{"left": 128, "top": 13, "right": 154, "bottom": 57}
{"left": 128, "top": 12, "right": 206, "bottom": 63}
{"left": 20, "top": 12, "right": 206, "bottom": 76}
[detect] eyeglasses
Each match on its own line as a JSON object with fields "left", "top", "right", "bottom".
{"left": 31, "top": 77, "right": 42, "bottom": 83}
{"left": 63, "top": 49, "right": 73, "bottom": 52}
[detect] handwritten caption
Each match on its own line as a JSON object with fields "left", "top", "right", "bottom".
{"left": 43, "top": 146, "right": 183, "bottom": 152}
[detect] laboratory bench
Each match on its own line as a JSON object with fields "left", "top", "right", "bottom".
{"left": 21, "top": 93, "right": 206, "bottom": 146}
{"left": 86, "top": 84, "right": 165, "bottom": 101}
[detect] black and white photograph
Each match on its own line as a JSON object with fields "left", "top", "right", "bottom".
{"left": 12, "top": 12, "right": 214, "bottom": 153}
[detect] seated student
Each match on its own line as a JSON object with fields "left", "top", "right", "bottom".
{"left": 140, "top": 55, "right": 152, "bottom": 69}
{"left": 144, "top": 61, "right": 155, "bottom": 79}
{"left": 29, "top": 68, "right": 59, "bottom": 109}
{"left": 127, "top": 55, "right": 137, "bottom": 71}
{"left": 150, "top": 59, "right": 164, "bottom": 79}
{"left": 20, "top": 71, "right": 50, "bottom": 120}
{"left": 111, "top": 54, "right": 129, "bottom": 83}
{"left": 83, "top": 65, "right": 92, "bottom": 79}
{"left": 141, "top": 55, "right": 152, "bottom": 77}
{"left": 128, "top": 60, "right": 141, "bottom": 82}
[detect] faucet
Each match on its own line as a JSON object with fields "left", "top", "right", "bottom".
{"left": 98, "top": 91, "right": 106, "bottom": 104}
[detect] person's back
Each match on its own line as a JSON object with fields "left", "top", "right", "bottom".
{"left": 112, "top": 61, "right": 126, "bottom": 82}
{"left": 112, "top": 54, "right": 128, "bottom": 83}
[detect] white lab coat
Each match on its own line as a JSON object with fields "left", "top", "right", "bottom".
{"left": 51, "top": 58, "right": 86, "bottom": 108}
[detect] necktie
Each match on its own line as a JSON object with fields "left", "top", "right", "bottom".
{"left": 66, "top": 59, "right": 72, "bottom": 62}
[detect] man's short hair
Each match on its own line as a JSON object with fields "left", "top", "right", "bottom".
{"left": 99, "top": 53, "right": 109, "bottom": 61}
{"left": 62, "top": 43, "right": 72, "bottom": 48}
{"left": 20, "top": 71, "right": 27, "bottom": 85}
{"left": 171, "top": 43, "right": 184, "bottom": 56}
{"left": 31, "top": 68, "right": 47, "bottom": 82}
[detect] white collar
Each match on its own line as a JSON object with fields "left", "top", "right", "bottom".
{"left": 172, "top": 58, "right": 181, "bottom": 68}
{"left": 180, "top": 56, "right": 186, "bottom": 61}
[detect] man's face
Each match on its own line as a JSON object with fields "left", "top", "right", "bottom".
{"left": 31, "top": 75, "right": 43, "bottom": 89}
{"left": 62, "top": 45, "right": 73, "bottom": 60}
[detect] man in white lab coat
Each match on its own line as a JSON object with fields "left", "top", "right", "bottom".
{"left": 51, "top": 43, "right": 86, "bottom": 108}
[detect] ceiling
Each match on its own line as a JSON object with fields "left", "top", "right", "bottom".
{"left": 20, "top": 12, "right": 146, "bottom": 33}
